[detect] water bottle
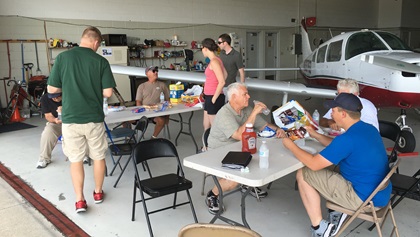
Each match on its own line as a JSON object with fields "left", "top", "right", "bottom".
{"left": 160, "top": 92, "right": 165, "bottom": 103}
{"left": 312, "top": 109, "right": 320, "bottom": 125}
{"left": 103, "top": 97, "right": 108, "bottom": 116}
{"left": 259, "top": 140, "right": 269, "bottom": 169}
{"left": 242, "top": 123, "right": 257, "bottom": 154}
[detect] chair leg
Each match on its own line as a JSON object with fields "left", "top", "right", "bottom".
{"left": 113, "top": 155, "right": 132, "bottom": 188}
{"left": 109, "top": 155, "right": 124, "bottom": 176}
{"left": 186, "top": 189, "right": 198, "bottom": 223}
{"left": 139, "top": 188, "right": 154, "bottom": 237}
{"left": 267, "top": 181, "right": 273, "bottom": 190}
{"left": 388, "top": 208, "right": 400, "bottom": 237}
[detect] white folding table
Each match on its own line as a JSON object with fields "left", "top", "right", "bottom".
{"left": 105, "top": 104, "right": 203, "bottom": 151}
{"left": 183, "top": 138, "right": 324, "bottom": 228}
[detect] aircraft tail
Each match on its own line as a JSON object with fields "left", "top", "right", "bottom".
{"left": 300, "top": 18, "right": 312, "bottom": 60}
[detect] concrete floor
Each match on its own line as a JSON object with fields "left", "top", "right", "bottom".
{"left": 1, "top": 89, "right": 419, "bottom": 237}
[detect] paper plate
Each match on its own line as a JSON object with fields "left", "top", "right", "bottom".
{"left": 258, "top": 131, "right": 275, "bottom": 138}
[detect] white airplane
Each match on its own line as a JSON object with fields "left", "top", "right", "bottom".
{"left": 298, "top": 18, "right": 419, "bottom": 152}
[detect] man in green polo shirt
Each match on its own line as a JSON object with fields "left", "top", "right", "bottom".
{"left": 48, "top": 26, "right": 116, "bottom": 213}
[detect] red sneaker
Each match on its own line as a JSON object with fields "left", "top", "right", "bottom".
{"left": 93, "top": 190, "right": 104, "bottom": 204}
{"left": 75, "top": 200, "right": 87, "bottom": 213}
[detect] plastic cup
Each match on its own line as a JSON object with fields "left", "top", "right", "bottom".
{"left": 253, "top": 100, "right": 270, "bottom": 115}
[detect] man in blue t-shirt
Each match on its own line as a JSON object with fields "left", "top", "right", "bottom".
{"left": 283, "top": 93, "right": 391, "bottom": 237}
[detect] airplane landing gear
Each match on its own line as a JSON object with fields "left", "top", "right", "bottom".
{"left": 395, "top": 109, "right": 416, "bottom": 153}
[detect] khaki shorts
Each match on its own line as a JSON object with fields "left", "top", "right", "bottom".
{"left": 62, "top": 123, "right": 108, "bottom": 163}
{"left": 302, "top": 167, "right": 363, "bottom": 211}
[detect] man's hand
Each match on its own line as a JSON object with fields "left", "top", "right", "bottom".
{"left": 328, "top": 120, "right": 341, "bottom": 131}
{"left": 252, "top": 101, "right": 266, "bottom": 114}
{"left": 55, "top": 118, "right": 62, "bottom": 124}
{"left": 56, "top": 106, "right": 62, "bottom": 114}
{"left": 275, "top": 128, "right": 287, "bottom": 138}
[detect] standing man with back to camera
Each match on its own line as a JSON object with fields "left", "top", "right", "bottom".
{"left": 48, "top": 26, "right": 116, "bottom": 213}
{"left": 218, "top": 33, "right": 245, "bottom": 100}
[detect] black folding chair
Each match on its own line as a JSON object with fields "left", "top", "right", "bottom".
{"left": 131, "top": 138, "right": 198, "bottom": 237}
{"left": 106, "top": 116, "right": 151, "bottom": 188}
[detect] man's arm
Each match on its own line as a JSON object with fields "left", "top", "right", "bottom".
{"left": 282, "top": 138, "right": 332, "bottom": 171}
{"left": 238, "top": 67, "right": 245, "bottom": 83}
{"left": 44, "top": 113, "right": 61, "bottom": 124}
{"left": 103, "top": 88, "right": 113, "bottom": 98}
{"left": 136, "top": 100, "right": 142, "bottom": 106}
{"left": 230, "top": 104, "right": 264, "bottom": 140}
{"left": 265, "top": 123, "right": 287, "bottom": 138}
{"left": 47, "top": 85, "right": 62, "bottom": 94}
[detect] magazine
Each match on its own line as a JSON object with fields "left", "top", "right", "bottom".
{"left": 272, "top": 100, "right": 322, "bottom": 140}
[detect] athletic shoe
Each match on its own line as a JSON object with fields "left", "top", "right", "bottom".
{"left": 93, "top": 190, "right": 104, "bottom": 204}
{"left": 310, "top": 219, "right": 335, "bottom": 237}
{"left": 75, "top": 200, "right": 87, "bottom": 213}
{"left": 329, "top": 211, "right": 348, "bottom": 236}
{"left": 83, "top": 157, "right": 90, "bottom": 164}
{"left": 36, "top": 160, "right": 51, "bottom": 169}
{"left": 241, "top": 185, "right": 268, "bottom": 198}
{"left": 205, "top": 191, "right": 220, "bottom": 215}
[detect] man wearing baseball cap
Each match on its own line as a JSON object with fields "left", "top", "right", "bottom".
{"left": 136, "top": 66, "right": 170, "bottom": 138}
{"left": 282, "top": 93, "right": 391, "bottom": 237}
{"left": 36, "top": 92, "right": 62, "bottom": 168}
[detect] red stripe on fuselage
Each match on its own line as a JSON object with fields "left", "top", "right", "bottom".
{"left": 302, "top": 76, "right": 420, "bottom": 108}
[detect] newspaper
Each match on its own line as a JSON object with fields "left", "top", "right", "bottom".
{"left": 272, "top": 100, "right": 321, "bottom": 140}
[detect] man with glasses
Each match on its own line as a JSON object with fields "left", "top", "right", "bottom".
{"left": 136, "top": 66, "right": 170, "bottom": 139}
{"left": 218, "top": 34, "right": 245, "bottom": 101}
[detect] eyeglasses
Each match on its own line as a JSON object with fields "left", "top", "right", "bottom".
{"left": 217, "top": 41, "right": 224, "bottom": 45}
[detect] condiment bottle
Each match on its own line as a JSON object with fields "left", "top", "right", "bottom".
{"left": 242, "top": 123, "right": 257, "bottom": 154}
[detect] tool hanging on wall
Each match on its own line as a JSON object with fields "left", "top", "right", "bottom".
{"left": 20, "top": 41, "right": 25, "bottom": 86}
{"left": 34, "top": 41, "right": 42, "bottom": 75}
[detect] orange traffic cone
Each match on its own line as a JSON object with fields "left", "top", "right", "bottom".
{"left": 10, "top": 99, "right": 24, "bottom": 123}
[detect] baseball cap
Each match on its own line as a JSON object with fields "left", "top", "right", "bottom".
{"left": 48, "top": 92, "right": 62, "bottom": 99}
{"left": 323, "top": 93, "right": 363, "bottom": 112}
{"left": 145, "top": 66, "right": 158, "bottom": 74}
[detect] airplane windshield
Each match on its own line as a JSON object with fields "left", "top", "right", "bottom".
{"left": 376, "top": 32, "right": 411, "bottom": 50}
{"left": 345, "top": 32, "right": 387, "bottom": 59}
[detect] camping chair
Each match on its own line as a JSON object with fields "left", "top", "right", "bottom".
{"left": 178, "top": 223, "right": 262, "bottom": 237}
{"left": 326, "top": 159, "right": 401, "bottom": 237}
{"left": 131, "top": 138, "right": 198, "bottom": 237}
{"left": 106, "top": 116, "right": 151, "bottom": 188}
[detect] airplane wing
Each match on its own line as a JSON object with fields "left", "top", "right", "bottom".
{"left": 361, "top": 55, "right": 420, "bottom": 74}
{"left": 110, "top": 65, "right": 337, "bottom": 103}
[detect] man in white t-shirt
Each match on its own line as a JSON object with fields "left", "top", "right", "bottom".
{"left": 319, "top": 79, "right": 379, "bottom": 131}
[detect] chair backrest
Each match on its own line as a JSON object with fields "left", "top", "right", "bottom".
{"left": 378, "top": 120, "right": 400, "bottom": 142}
{"left": 134, "top": 116, "right": 148, "bottom": 141}
{"left": 378, "top": 120, "right": 401, "bottom": 163}
{"left": 364, "top": 159, "right": 401, "bottom": 206}
{"left": 133, "top": 138, "right": 179, "bottom": 164}
{"left": 178, "top": 223, "right": 262, "bottom": 237}
{"left": 201, "top": 128, "right": 211, "bottom": 151}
